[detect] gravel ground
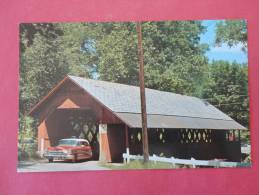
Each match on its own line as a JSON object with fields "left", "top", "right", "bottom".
{"left": 17, "top": 159, "right": 111, "bottom": 172}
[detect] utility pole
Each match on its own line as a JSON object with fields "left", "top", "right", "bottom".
{"left": 136, "top": 22, "right": 149, "bottom": 163}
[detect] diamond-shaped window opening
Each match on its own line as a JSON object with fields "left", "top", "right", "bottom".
{"left": 91, "top": 125, "right": 97, "bottom": 133}
{"left": 226, "top": 132, "right": 229, "bottom": 141}
{"left": 79, "top": 132, "right": 85, "bottom": 139}
{"left": 159, "top": 133, "right": 163, "bottom": 140}
{"left": 83, "top": 125, "right": 89, "bottom": 133}
{"left": 188, "top": 132, "right": 192, "bottom": 140}
{"left": 193, "top": 132, "right": 197, "bottom": 139}
{"left": 202, "top": 132, "right": 206, "bottom": 140}
{"left": 87, "top": 131, "right": 93, "bottom": 141}
{"left": 137, "top": 132, "right": 142, "bottom": 142}
{"left": 234, "top": 130, "right": 239, "bottom": 141}
{"left": 198, "top": 132, "right": 201, "bottom": 140}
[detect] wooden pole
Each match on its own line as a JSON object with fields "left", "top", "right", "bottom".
{"left": 125, "top": 125, "right": 129, "bottom": 154}
{"left": 238, "top": 130, "right": 242, "bottom": 161}
{"left": 136, "top": 22, "right": 149, "bottom": 163}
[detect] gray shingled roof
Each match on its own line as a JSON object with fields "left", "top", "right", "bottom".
{"left": 69, "top": 75, "right": 229, "bottom": 119}
{"left": 68, "top": 75, "right": 246, "bottom": 130}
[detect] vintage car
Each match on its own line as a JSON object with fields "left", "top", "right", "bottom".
{"left": 44, "top": 138, "right": 93, "bottom": 162}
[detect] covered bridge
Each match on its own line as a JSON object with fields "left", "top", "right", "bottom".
{"left": 29, "top": 75, "right": 246, "bottom": 163}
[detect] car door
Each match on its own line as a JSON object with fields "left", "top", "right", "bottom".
{"left": 77, "top": 141, "right": 85, "bottom": 159}
{"left": 81, "top": 141, "right": 92, "bottom": 158}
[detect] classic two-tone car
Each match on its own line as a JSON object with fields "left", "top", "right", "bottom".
{"left": 44, "top": 138, "right": 93, "bottom": 163}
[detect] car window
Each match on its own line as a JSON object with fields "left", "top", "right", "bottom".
{"left": 58, "top": 139, "right": 77, "bottom": 146}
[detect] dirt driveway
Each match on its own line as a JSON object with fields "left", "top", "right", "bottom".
{"left": 17, "top": 159, "right": 111, "bottom": 172}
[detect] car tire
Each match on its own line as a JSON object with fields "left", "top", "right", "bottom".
{"left": 48, "top": 158, "right": 54, "bottom": 163}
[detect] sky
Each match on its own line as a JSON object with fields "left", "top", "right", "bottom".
{"left": 200, "top": 20, "right": 247, "bottom": 64}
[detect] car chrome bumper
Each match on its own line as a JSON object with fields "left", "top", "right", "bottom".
{"left": 43, "top": 153, "right": 74, "bottom": 160}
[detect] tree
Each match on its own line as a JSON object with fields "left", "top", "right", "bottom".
{"left": 94, "top": 22, "right": 140, "bottom": 85}
{"left": 20, "top": 23, "right": 96, "bottom": 114}
{"left": 202, "top": 60, "right": 249, "bottom": 128}
{"left": 18, "top": 115, "right": 37, "bottom": 160}
{"left": 215, "top": 20, "right": 247, "bottom": 51}
{"left": 58, "top": 23, "right": 99, "bottom": 77}
{"left": 20, "top": 23, "right": 64, "bottom": 53}
{"left": 91, "top": 21, "right": 209, "bottom": 96}
{"left": 20, "top": 32, "right": 69, "bottom": 114}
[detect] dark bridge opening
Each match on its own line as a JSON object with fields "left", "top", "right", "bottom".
{"left": 45, "top": 108, "right": 99, "bottom": 160}
{"left": 127, "top": 128, "right": 241, "bottom": 162}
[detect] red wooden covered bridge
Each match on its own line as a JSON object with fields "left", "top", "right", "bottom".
{"left": 29, "top": 75, "right": 246, "bottom": 163}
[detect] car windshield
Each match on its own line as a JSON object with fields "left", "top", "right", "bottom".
{"left": 58, "top": 139, "right": 78, "bottom": 146}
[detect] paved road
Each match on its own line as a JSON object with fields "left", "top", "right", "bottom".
{"left": 17, "top": 160, "right": 111, "bottom": 172}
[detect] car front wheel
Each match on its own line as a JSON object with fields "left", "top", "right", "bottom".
{"left": 48, "top": 158, "right": 54, "bottom": 163}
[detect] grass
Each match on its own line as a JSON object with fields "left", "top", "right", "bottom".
{"left": 100, "top": 160, "right": 187, "bottom": 170}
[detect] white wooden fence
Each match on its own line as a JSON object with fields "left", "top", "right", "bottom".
{"left": 241, "top": 145, "right": 251, "bottom": 154}
{"left": 122, "top": 153, "right": 242, "bottom": 168}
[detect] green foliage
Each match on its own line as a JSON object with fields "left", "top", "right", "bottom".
{"left": 202, "top": 60, "right": 249, "bottom": 128}
{"left": 94, "top": 22, "right": 139, "bottom": 85}
{"left": 20, "top": 23, "right": 64, "bottom": 52}
{"left": 58, "top": 23, "right": 98, "bottom": 76}
{"left": 142, "top": 21, "right": 209, "bottom": 96}
{"left": 20, "top": 23, "right": 95, "bottom": 114}
{"left": 20, "top": 32, "right": 69, "bottom": 113}
{"left": 18, "top": 115, "right": 39, "bottom": 160}
{"left": 19, "top": 115, "right": 34, "bottom": 138}
{"left": 215, "top": 20, "right": 247, "bottom": 51}
{"left": 90, "top": 21, "right": 209, "bottom": 96}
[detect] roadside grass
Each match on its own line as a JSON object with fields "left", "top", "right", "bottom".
{"left": 100, "top": 160, "right": 187, "bottom": 170}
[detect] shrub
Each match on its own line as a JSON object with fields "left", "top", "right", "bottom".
{"left": 18, "top": 115, "right": 40, "bottom": 161}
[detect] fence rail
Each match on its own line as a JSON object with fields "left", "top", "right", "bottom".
{"left": 122, "top": 153, "right": 245, "bottom": 168}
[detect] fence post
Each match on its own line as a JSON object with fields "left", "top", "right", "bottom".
{"left": 40, "top": 138, "right": 44, "bottom": 157}
{"left": 153, "top": 154, "right": 157, "bottom": 164}
{"left": 126, "top": 148, "right": 130, "bottom": 163}
{"left": 215, "top": 159, "right": 220, "bottom": 168}
{"left": 171, "top": 157, "right": 176, "bottom": 168}
{"left": 191, "top": 157, "right": 196, "bottom": 168}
